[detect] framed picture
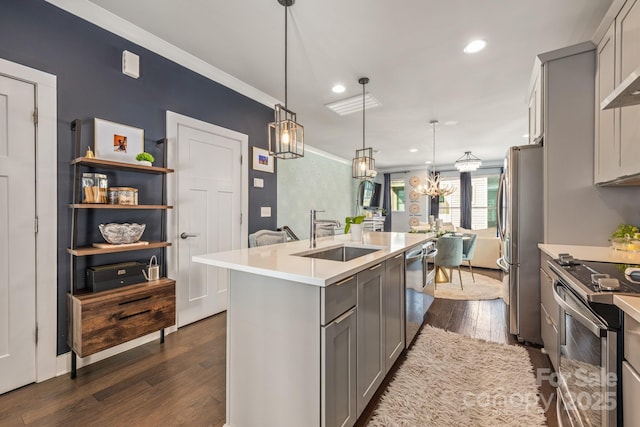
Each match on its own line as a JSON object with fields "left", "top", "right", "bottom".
{"left": 94, "top": 118, "right": 144, "bottom": 164}
{"left": 252, "top": 147, "right": 274, "bottom": 173}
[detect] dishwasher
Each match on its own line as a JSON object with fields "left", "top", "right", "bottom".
{"left": 405, "top": 241, "right": 436, "bottom": 347}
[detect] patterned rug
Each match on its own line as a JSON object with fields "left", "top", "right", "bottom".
{"left": 368, "top": 326, "right": 547, "bottom": 427}
{"left": 423, "top": 270, "right": 505, "bottom": 301}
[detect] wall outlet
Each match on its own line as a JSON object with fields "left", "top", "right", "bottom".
{"left": 260, "top": 207, "right": 271, "bottom": 217}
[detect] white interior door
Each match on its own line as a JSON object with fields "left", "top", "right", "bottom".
{"left": 0, "top": 75, "right": 37, "bottom": 394}
{"left": 172, "top": 116, "right": 247, "bottom": 327}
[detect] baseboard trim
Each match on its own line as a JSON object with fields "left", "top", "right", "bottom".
{"left": 55, "top": 325, "right": 178, "bottom": 377}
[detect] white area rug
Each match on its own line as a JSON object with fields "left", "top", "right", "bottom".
{"left": 368, "top": 326, "right": 547, "bottom": 427}
{"left": 424, "top": 270, "right": 504, "bottom": 301}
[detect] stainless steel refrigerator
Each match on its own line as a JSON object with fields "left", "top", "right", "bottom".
{"left": 497, "top": 144, "right": 543, "bottom": 345}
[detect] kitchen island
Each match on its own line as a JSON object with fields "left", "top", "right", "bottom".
{"left": 193, "top": 232, "right": 433, "bottom": 427}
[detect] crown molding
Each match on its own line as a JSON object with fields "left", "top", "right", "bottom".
{"left": 45, "top": 0, "right": 280, "bottom": 108}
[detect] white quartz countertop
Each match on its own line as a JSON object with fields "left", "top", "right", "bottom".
{"left": 192, "top": 232, "right": 434, "bottom": 287}
{"left": 538, "top": 243, "right": 640, "bottom": 264}
{"left": 615, "top": 295, "right": 640, "bottom": 324}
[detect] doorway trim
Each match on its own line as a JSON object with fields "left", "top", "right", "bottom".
{"left": 165, "top": 111, "right": 249, "bottom": 322}
{"left": 0, "top": 58, "right": 57, "bottom": 382}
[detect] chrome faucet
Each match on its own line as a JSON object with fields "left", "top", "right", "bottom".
{"left": 310, "top": 210, "right": 341, "bottom": 248}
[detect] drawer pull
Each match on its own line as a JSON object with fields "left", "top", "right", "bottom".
{"left": 394, "top": 253, "right": 403, "bottom": 259}
{"left": 369, "top": 263, "right": 383, "bottom": 271}
{"left": 119, "top": 309, "right": 151, "bottom": 320}
{"left": 119, "top": 296, "right": 151, "bottom": 306}
{"left": 333, "top": 307, "right": 356, "bottom": 325}
{"left": 334, "top": 276, "right": 355, "bottom": 286}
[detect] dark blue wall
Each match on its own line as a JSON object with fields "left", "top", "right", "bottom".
{"left": 0, "top": 0, "right": 278, "bottom": 354}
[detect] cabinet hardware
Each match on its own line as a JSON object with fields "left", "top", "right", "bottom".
{"left": 333, "top": 307, "right": 356, "bottom": 325}
{"left": 369, "top": 263, "right": 383, "bottom": 271}
{"left": 119, "top": 295, "right": 151, "bottom": 306}
{"left": 180, "top": 232, "right": 199, "bottom": 239}
{"left": 334, "top": 276, "right": 355, "bottom": 286}
{"left": 394, "top": 253, "right": 403, "bottom": 259}
{"left": 118, "top": 309, "right": 151, "bottom": 321}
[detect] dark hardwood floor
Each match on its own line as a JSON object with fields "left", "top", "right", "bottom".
{"left": 1, "top": 268, "right": 556, "bottom": 426}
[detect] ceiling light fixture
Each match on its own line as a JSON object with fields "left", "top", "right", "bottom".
{"left": 455, "top": 151, "right": 482, "bottom": 172}
{"left": 464, "top": 39, "right": 487, "bottom": 54}
{"left": 417, "top": 120, "right": 455, "bottom": 198}
{"left": 352, "top": 77, "right": 376, "bottom": 179}
{"left": 332, "top": 84, "right": 346, "bottom": 94}
{"left": 410, "top": 148, "right": 418, "bottom": 153}
{"left": 268, "top": 0, "right": 304, "bottom": 160}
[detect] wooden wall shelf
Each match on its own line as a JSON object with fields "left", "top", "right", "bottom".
{"left": 67, "top": 241, "right": 171, "bottom": 257}
{"left": 71, "top": 157, "right": 174, "bottom": 174}
{"left": 68, "top": 204, "right": 173, "bottom": 210}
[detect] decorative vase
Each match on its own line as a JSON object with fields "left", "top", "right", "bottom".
{"left": 350, "top": 223, "right": 363, "bottom": 242}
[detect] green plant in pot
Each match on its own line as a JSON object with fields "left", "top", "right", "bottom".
{"left": 135, "top": 152, "right": 155, "bottom": 166}
{"left": 344, "top": 215, "right": 366, "bottom": 234}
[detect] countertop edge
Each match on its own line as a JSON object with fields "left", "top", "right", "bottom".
{"left": 193, "top": 233, "right": 433, "bottom": 287}
{"left": 538, "top": 243, "right": 640, "bottom": 264}
{"left": 614, "top": 295, "right": 640, "bottom": 324}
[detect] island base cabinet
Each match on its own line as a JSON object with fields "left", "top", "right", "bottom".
{"left": 384, "top": 254, "right": 405, "bottom": 371}
{"left": 356, "top": 263, "right": 385, "bottom": 417}
{"left": 322, "top": 307, "right": 357, "bottom": 427}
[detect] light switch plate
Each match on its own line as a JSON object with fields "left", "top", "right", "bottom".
{"left": 122, "top": 50, "right": 140, "bottom": 79}
{"left": 253, "top": 178, "right": 264, "bottom": 188}
{"left": 260, "top": 207, "right": 271, "bottom": 217}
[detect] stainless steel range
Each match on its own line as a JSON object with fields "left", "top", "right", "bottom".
{"left": 548, "top": 253, "right": 640, "bottom": 427}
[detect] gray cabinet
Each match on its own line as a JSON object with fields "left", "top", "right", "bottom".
{"left": 595, "top": 21, "right": 617, "bottom": 183}
{"left": 539, "top": 252, "right": 558, "bottom": 369}
{"left": 384, "top": 254, "right": 405, "bottom": 372}
{"left": 322, "top": 307, "right": 357, "bottom": 427}
{"left": 356, "top": 262, "right": 385, "bottom": 417}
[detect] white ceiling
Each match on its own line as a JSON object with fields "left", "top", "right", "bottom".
{"left": 84, "top": 0, "right": 612, "bottom": 170}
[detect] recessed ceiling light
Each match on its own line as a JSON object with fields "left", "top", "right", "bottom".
{"left": 409, "top": 148, "right": 418, "bottom": 153}
{"left": 522, "top": 133, "right": 529, "bottom": 138}
{"left": 464, "top": 39, "right": 487, "bottom": 54}
{"left": 332, "top": 84, "right": 345, "bottom": 94}
{"left": 425, "top": 160, "right": 432, "bottom": 164}
{"left": 444, "top": 120, "right": 458, "bottom": 126}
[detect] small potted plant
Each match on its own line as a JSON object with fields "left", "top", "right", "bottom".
{"left": 135, "top": 152, "right": 155, "bottom": 166}
{"left": 344, "top": 215, "right": 366, "bottom": 241}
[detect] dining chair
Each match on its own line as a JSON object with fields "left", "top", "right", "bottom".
{"left": 248, "top": 230, "right": 288, "bottom": 247}
{"left": 434, "top": 235, "right": 464, "bottom": 290}
{"left": 461, "top": 233, "right": 478, "bottom": 282}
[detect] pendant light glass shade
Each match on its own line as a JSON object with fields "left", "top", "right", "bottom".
{"left": 268, "top": 0, "right": 304, "bottom": 159}
{"left": 416, "top": 120, "right": 455, "bottom": 198}
{"left": 455, "top": 151, "right": 482, "bottom": 172}
{"left": 352, "top": 77, "right": 376, "bottom": 179}
{"left": 269, "top": 104, "right": 304, "bottom": 159}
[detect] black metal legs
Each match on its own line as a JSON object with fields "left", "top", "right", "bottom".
{"left": 71, "top": 351, "right": 77, "bottom": 379}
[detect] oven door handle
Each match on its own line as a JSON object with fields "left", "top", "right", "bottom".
{"left": 552, "top": 281, "right": 607, "bottom": 337}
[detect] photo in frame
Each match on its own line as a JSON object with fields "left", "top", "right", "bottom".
{"left": 94, "top": 118, "right": 144, "bottom": 164}
{"left": 252, "top": 147, "right": 274, "bottom": 173}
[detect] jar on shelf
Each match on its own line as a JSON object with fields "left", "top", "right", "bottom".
{"left": 82, "top": 173, "right": 108, "bottom": 203}
{"left": 107, "top": 187, "right": 138, "bottom": 205}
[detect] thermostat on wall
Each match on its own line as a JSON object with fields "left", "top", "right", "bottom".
{"left": 122, "top": 50, "right": 140, "bottom": 79}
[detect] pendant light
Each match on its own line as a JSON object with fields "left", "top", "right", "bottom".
{"left": 268, "top": 0, "right": 304, "bottom": 159}
{"left": 455, "top": 151, "right": 482, "bottom": 172}
{"left": 352, "top": 77, "right": 376, "bottom": 179}
{"left": 417, "top": 120, "right": 455, "bottom": 198}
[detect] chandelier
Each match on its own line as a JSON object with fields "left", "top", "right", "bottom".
{"left": 455, "top": 151, "right": 482, "bottom": 172}
{"left": 416, "top": 120, "right": 455, "bottom": 198}
{"left": 352, "top": 77, "right": 376, "bottom": 179}
{"left": 268, "top": 0, "right": 304, "bottom": 159}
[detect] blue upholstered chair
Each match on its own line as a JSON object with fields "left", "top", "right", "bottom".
{"left": 434, "top": 235, "right": 464, "bottom": 290}
{"left": 248, "top": 230, "right": 288, "bottom": 248}
{"left": 461, "top": 233, "right": 478, "bottom": 282}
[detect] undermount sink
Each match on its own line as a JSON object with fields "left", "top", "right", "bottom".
{"left": 294, "top": 244, "right": 382, "bottom": 262}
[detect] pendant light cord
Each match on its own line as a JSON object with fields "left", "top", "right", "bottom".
{"left": 284, "top": 5, "right": 288, "bottom": 109}
{"left": 362, "top": 80, "right": 365, "bottom": 150}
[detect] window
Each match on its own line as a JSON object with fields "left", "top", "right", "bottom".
{"left": 438, "top": 174, "right": 500, "bottom": 230}
{"left": 390, "top": 179, "right": 405, "bottom": 212}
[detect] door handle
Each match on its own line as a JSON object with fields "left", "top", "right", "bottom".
{"left": 180, "top": 232, "right": 199, "bottom": 239}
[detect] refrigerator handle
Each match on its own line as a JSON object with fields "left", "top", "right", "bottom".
{"left": 497, "top": 173, "right": 505, "bottom": 242}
